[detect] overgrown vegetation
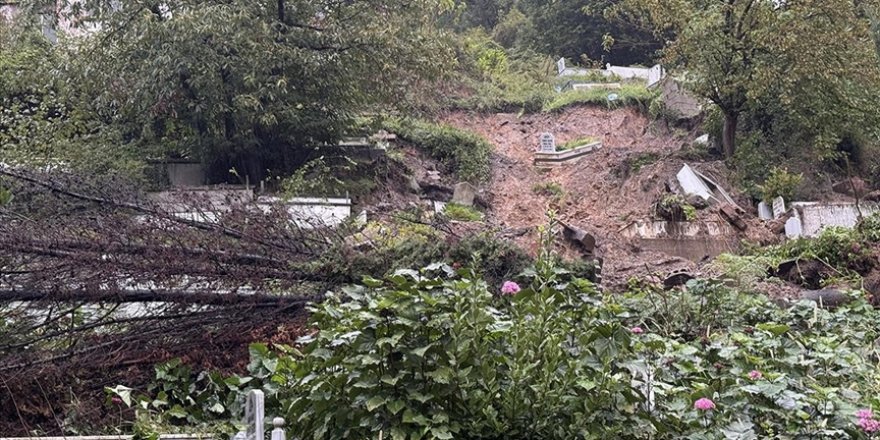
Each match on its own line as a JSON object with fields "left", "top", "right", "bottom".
{"left": 385, "top": 119, "right": 492, "bottom": 183}
{"left": 758, "top": 167, "right": 804, "bottom": 203}
{"left": 544, "top": 83, "right": 655, "bottom": 113}
{"left": 442, "top": 203, "right": 483, "bottom": 221}
{"left": 123, "top": 222, "right": 880, "bottom": 439}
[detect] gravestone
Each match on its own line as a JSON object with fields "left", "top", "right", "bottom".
{"left": 244, "top": 390, "right": 265, "bottom": 440}
{"left": 758, "top": 202, "right": 773, "bottom": 220}
{"left": 785, "top": 217, "right": 803, "bottom": 238}
{"left": 772, "top": 197, "right": 786, "bottom": 219}
{"left": 538, "top": 133, "right": 556, "bottom": 152}
{"left": 452, "top": 182, "right": 477, "bottom": 207}
{"left": 557, "top": 58, "right": 566, "bottom": 75}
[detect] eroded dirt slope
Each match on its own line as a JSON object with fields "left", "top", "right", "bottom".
{"left": 442, "top": 106, "right": 739, "bottom": 285}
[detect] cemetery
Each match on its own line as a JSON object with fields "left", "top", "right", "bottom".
{"left": 533, "top": 132, "right": 603, "bottom": 167}
{"left": 5, "top": 1, "right": 880, "bottom": 438}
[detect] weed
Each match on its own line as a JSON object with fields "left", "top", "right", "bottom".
{"left": 443, "top": 203, "right": 483, "bottom": 222}
{"left": 558, "top": 136, "right": 599, "bottom": 151}
{"left": 532, "top": 182, "right": 564, "bottom": 200}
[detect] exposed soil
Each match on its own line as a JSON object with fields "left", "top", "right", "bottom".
{"left": 440, "top": 106, "right": 774, "bottom": 286}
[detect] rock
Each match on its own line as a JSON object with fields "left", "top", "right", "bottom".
{"left": 864, "top": 190, "right": 880, "bottom": 202}
{"left": 407, "top": 175, "right": 421, "bottom": 193}
{"left": 663, "top": 270, "right": 694, "bottom": 289}
{"left": 832, "top": 177, "right": 868, "bottom": 197}
{"left": 427, "top": 170, "right": 441, "bottom": 181}
{"left": 686, "top": 195, "right": 708, "bottom": 209}
{"left": 799, "top": 289, "right": 853, "bottom": 309}
{"left": 451, "top": 182, "right": 477, "bottom": 206}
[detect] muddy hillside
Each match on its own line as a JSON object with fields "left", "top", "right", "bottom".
{"left": 441, "top": 107, "right": 770, "bottom": 286}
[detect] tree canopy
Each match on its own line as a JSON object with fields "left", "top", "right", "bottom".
{"left": 615, "top": 0, "right": 880, "bottom": 157}
{"left": 3, "top": 0, "right": 454, "bottom": 182}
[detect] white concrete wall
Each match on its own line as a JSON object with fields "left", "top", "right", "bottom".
{"left": 258, "top": 197, "right": 352, "bottom": 229}
{"left": 793, "top": 202, "right": 880, "bottom": 237}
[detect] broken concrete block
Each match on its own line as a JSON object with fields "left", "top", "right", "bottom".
{"left": 719, "top": 204, "right": 747, "bottom": 231}
{"left": 676, "top": 164, "right": 735, "bottom": 205}
{"left": 451, "top": 182, "right": 477, "bottom": 206}
{"left": 561, "top": 222, "right": 597, "bottom": 255}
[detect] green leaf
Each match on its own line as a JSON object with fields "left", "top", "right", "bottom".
{"left": 167, "top": 404, "right": 188, "bottom": 419}
{"left": 411, "top": 344, "right": 433, "bottom": 358}
{"left": 757, "top": 323, "right": 790, "bottom": 336}
{"left": 387, "top": 399, "right": 406, "bottom": 415}
{"left": 366, "top": 396, "right": 387, "bottom": 412}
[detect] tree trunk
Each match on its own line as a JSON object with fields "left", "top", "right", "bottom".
{"left": 722, "top": 111, "right": 738, "bottom": 158}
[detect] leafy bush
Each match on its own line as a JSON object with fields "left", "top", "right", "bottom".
{"left": 756, "top": 226, "right": 875, "bottom": 278}
{"left": 386, "top": 119, "right": 491, "bottom": 183}
{"left": 758, "top": 167, "right": 804, "bottom": 203}
{"left": 543, "top": 84, "right": 656, "bottom": 113}
{"left": 131, "top": 236, "right": 880, "bottom": 439}
{"left": 442, "top": 203, "right": 483, "bottom": 221}
{"left": 655, "top": 194, "right": 697, "bottom": 221}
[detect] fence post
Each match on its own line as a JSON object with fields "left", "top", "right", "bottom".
{"left": 271, "top": 417, "right": 286, "bottom": 440}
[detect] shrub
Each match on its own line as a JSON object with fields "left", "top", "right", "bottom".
{"left": 131, "top": 234, "right": 880, "bottom": 439}
{"left": 442, "top": 203, "right": 483, "bottom": 222}
{"left": 655, "top": 194, "right": 697, "bottom": 221}
{"left": 385, "top": 119, "right": 492, "bottom": 183}
{"left": 758, "top": 167, "right": 804, "bottom": 203}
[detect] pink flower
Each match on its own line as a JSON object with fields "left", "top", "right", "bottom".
{"left": 500, "top": 281, "right": 521, "bottom": 295}
{"left": 858, "top": 417, "right": 880, "bottom": 433}
{"left": 630, "top": 327, "right": 644, "bottom": 334}
{"left": 111, "top": 397, "right": 123, "bottom": 405}
{"left": 857, "top": 409, "right": 874, "bottom": 419}
{"left": 694, "top": 398, "right": 716, "bottom": 411}
{"left": 748, "top": 370, "right": 762, "bottom": 380}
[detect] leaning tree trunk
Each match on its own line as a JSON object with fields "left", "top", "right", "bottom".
{"left": 722, "top": 111, "right": 738, "bottom": 159}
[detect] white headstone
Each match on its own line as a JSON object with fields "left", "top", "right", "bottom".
{"left": 772, "top": 196, "right": 786, "bottom": 219}
{"left": 539, "top": 133, "right": 556, "bottom": 152}
{"left": 557, "top": 58, "right": 566, "bottom": 75}
{"left": 758, "top": 202, "right": 773, "bottom": 220}
{"left": 785, "top": 217, "right": 803, "bottom": 238}
{"left": 244, "top": 390, "right": 265, "bottom": 440}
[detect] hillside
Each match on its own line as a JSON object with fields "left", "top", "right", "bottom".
{"left": 441, "top": 106, "right": 755, "bottom": 285}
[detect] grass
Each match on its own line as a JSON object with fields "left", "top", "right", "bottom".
{"left": 543, "top": 84, "right": 656, "bottom": 113}
{"left": 443, "top": 203, "right": 483, "bottom": 222}
{"left": 558, "top": 136, "right": 599, "bottom": 151}
{"left": 532, "top": 182, "right": 564, "bottom": 201}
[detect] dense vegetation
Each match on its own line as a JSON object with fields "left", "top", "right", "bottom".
{"left": 5, "top": 0, "right": 880, "bottom": 437}
{"left": 113, "top": 220, "right": 880, "bottom": 439}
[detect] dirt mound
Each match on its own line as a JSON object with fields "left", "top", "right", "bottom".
{"left": 441, "top": 106, "right": 754, "bottom": 286}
